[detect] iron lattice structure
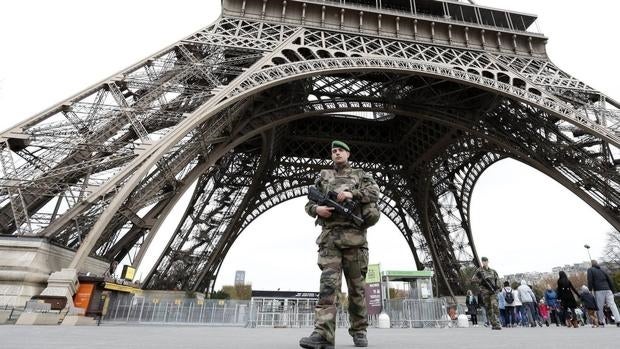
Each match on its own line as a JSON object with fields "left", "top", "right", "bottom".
{"left": 1, "top": 0, "right": 619, "bottom": 297}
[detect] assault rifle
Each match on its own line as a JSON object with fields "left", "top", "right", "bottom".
{"left": 476, "top": 270, "right": 499, "bottom": 293}
{"left": 307, "top": 186, "right": 364, "bottom": 226}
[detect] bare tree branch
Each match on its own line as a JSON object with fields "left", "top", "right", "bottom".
{"left": 603, "top": 230, "right": 620, "bottom": 270}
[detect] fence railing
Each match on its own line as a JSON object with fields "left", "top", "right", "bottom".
{"left": 0, "top": 305, "right": 25, "bottom": 324}
{"left": 103, "top": 297, "right": 250, "bottom": 325}
{"left": 101, "top": 295, "right": 456, "bottom": 328}
{"left": 385, "top": 298, "right": 453, "bottom": 328}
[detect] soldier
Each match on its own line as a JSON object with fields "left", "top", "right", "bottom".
{"left": 471, "top": 256, "right": 502, "bottom": 330}
{"left": 299, "top": 140, "right": 380, "bottom": 349}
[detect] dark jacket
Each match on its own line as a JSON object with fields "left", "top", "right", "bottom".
{"left": 557, "top": 278, "right": 578, "bottom": 308}
{"left": 580, "top": 291, "right": 598, "bottom": 311}
{"left": 466, "top": 295, "right": 478, "bottom": 314}
{"left": 587, "top": 265, "right": 614, "bottom": 292}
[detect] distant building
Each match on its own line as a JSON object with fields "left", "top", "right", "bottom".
{"left": 235, "top": 270, "right": 246, "bottom": 286}
{"left": 502, "top": 261, "right": 592, "bottom": 286}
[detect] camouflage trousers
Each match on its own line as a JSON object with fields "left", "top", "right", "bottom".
{"left": 480, "top": 291, "right": 500, "bottom": 327}
{"left": 314, "top": 245, "right": 369, "bottom": 344}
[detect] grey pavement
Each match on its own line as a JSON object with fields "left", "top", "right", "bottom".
{"left": 0, "top": 325, "right": 618, "bottom": 349}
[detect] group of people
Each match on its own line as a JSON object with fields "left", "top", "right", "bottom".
{"left": 471, "top": 258, "right": 619, "bottom": 329}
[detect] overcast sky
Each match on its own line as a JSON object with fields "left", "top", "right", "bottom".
{"left": 0, "top": 1, "right": 617, "bottom": 292}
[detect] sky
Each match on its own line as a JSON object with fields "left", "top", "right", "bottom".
{"left": 0, "top": 1, "right": 617, "bottom": 292}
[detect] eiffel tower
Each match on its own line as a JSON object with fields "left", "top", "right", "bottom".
{"left": 1, "top": 0, "right": 619, "bottom": 299}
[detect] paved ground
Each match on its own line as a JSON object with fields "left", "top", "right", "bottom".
{"left": 0, "top": 325, "right": 618, "bottom": 348}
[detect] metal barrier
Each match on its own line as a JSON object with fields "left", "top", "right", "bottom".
{"left": 1, "top": 305, "right": 25, "bottom": 324}
{"left": 385, "top": 298, "right": 452, "bottom": 328}
{"left": 103, "top": 296, "right": 250, "bottom": 325}
{"left": 246, "top": 298, "right": 351, "bottom": 328}
{"left": 455, "top": 302, "right": 488, "bottom": 326}
{"left": 101, "top": 295, "right": 454, "bottom": 328}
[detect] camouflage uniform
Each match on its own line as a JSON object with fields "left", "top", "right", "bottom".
{"left": 305, "top": 162, "right": 380, "bottom": 344}
{"left": 472, "top": 266, "right": 501, "bottom": 328}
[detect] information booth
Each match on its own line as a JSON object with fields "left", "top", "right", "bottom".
{"left": 381, "top": 270, "right": 434, "bottom": 302}
{"left": 250, "top": 290, "right": 319, "bottom": 327}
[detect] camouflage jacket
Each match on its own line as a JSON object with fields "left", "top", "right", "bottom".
{"left": 305, "top": 162, "right": 380, "bottom": 247}
{"left": 471, "top": 266, "right": 499, "bottom": 294}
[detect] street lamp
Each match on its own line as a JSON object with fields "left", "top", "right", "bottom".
{"left": 584, "top": 244, "right": 592, "bottom": 262}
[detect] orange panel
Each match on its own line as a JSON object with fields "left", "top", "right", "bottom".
{"left": 74, "top": 283, "right": 95, "bottom": 310}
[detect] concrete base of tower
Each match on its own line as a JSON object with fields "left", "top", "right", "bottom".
{"left": 0, "top": 236, "right": 109, "bottom": 307}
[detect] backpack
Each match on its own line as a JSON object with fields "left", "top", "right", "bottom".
{"left": 504, "top": 288, "right": 515, "bottom": 304}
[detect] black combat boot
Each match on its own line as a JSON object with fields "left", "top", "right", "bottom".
{"left": 352, "top": 332, "right": 368, "bottom": 347}
{"left": 299, "top": 332, "right": 334, "bottom": 349}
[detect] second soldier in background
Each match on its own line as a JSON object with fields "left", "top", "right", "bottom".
{"left": 472, "top": 256, "right": 502, "bottom": 330}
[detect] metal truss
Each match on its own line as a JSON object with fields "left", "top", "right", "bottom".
{"left": 2, "top": 3, "right": 619, "bottom": 297}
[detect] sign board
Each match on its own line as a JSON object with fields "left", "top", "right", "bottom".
{"left": 251, "top": 290, "right": 319, "bottom": 299}
{"left": 366, "top": 264, "right": 381, "bottom": 284}
{"left": 365, "top": 264, "right": 382, "bottom": 315}
{"left": 364, "top": 283, "right": 382, "bottom": 315}
{"left": 420, "top": 281, "right": 431, "bottom": 299}
{"left": 104, "top": 282, "right": 143, "bottom": 295}
{"left": 121, "top": 265, "right": 136, "bottom": 281}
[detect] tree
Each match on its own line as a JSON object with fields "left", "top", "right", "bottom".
{"left": 612, "top": 272, "right": 620, "bottom": 292}
{"left": 568, "top": 272, "right": 588, "bottom": 290}
{"left": 459, "top": 266, "right": 478, "bottom": 294}
{"left": 388, "top": 288, "right": 408, "bottom": 300}
{"left": 603, "top": 230, "right": 620, "bottom": 270}
{"left": 221, "top": 284, "right": 252, "bottom": 300}
{"left": 210, "top": 289, "right": 230, "bottom": 299}
{"left": 534, "top": 272, "right": 587, "bottom": 295}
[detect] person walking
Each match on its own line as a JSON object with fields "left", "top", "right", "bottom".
{"left": 466, "top": 289, "right": 479, "bottom": 326}
{"left": 512, "top": 284, "right": 524, "bottom": 326}
{"left": 557, "top": 271, "right": 580, "bottom": 328}
{"left": 501, "top": 281, "right": 516, "bottom": 327}
{"left": 587, "top": 260, "right": 620, "bottom": 327}
{"left": 538, "top": 299, "right": 550, "bottom": 327}
{"left": 471, "top": 257, "right": 502, "bottom": 330}
{"left": 300, "top": 140, "right": 381, "bottom": 349}
{"left": 497, "top": 290, "right": 507, "bottom": 327}
{"left": 544, "top": 285, "right": 561, "bottom": 326}
{"left": 517, "top": 280, "right": 537, "bottom": 327}
{"left": 579, "top": 285, "right": 599, "bottom": 327}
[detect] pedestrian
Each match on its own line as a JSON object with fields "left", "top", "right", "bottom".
{"left": 501, "top": 281, "right": 516, "bottom": 327}
{"left": 466, "top": 289, "right": 479, "bottom": 326}
{"left": 587, "top": 260, "right": 620, "bottom": 327}
{"left": 517, "top": 280, "right": 537, "bottom": 327}
{"left": 544, "top": 285, "right": 561, "bottom": 326}
{"left": 538, "top": 299, "right": 550, "bottom": 327}
{"left": 300, "top": 140, "right": 381, "bottom": 349}
{"left": 512, "top": 283, "right": 524, "bottom": 326}
{"left": 579, "top": 285, "right": 599, "bottom": 327}
{"left": 471, "top": 257, "right": 502, "bottom": 330}
{"left": 497, "top": 290, "right": 507, "bottom": 327}
{"left": 557, "top": 271, "right": 580, "bottom": 328}
{"left": 529, "top": 284, "right": 543, "bottom": 326}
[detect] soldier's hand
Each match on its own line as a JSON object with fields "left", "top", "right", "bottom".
{"left": 316, "top": 206, "right": 335, "bottom": 218}
{"left": 336, "top": 191, "right": 353, "bottom": 202}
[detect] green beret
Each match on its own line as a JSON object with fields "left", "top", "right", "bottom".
{"left": 331, "top": 140, "right": 350, "bottom": 152}
{"left": 481, "top": 257, "right": 488, "bottom": 262}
